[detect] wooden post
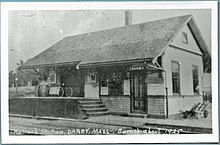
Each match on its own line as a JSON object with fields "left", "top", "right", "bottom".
{"left": 165, "top": 87, "right": 168, "bottom": 118}
{"left": 15, "top": 76, "right": 18, "bottom": 97}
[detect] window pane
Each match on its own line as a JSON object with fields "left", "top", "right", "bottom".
{"left": 101, "top": 67, "right": 124, "bottom": 96}
{"left": 135, "top": 101, "right": 138, "bottom": 107}
{"left": 171, "top": 61, "right": 180, "bottom": 94}
{"left": 192, "top": 65, "right": 199, "bottom": 94}
{"left": 172, "top": 72, "right": 179, "bottom": 78}
{"left": 134, "top": 76, "right": 138, "bottom": 97}
{"left": 140, "top": 101, "right": 144, "bottom": 107}
{"left": 172, "top": 78, "right": 178, "bottom": 93}
{"left": 172, "top": 62, "right": 179, "bottom": 72}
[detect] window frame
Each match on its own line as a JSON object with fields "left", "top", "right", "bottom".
{"left": 100, "top": 67, "right": 125, "bottom": 96}
{"left": 171, "top": 60, "right": 181, "bottom": 95}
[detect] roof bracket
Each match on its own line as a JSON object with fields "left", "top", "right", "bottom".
{"left": 155, "top": 61, "right": 162, "bottom": 69}
{"left": 25, "top": 70, "right": 39, "bottom": 76}
{"left": 33, "top": 68, "right": 41, "bottom": 76}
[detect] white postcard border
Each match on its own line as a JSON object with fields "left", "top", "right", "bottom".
{"left": 1, "top": 1, "right": 218, "bottom": 143}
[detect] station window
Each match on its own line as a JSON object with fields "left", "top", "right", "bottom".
{"left": 192, "top": 65, "right": 199, "bottom": 94}
{"left": 171, "top": 61, "right": 180, "bottom": 94}
{"left": 108, "top": 72, "right": 123, "bottom": 96}
{"left": 100, "top": 67, "right": 125, "bottom": 96}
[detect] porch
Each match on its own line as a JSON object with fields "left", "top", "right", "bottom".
{"left": 9, "top": 97, "right": 110, "bottom": 119}
{"left": 11, "top": 62, "right": 168, "bottom": 119}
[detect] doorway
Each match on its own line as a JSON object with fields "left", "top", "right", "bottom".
{"left": 131, "top": 71, "right": 147, "bottom": 113}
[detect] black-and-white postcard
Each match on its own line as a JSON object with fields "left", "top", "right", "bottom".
{"left": 1, "top": 1, "right": 219, "bottom": 144}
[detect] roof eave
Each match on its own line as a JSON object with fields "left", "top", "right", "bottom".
{"left": 78, "top": 58, "right": 153, "bottom": 68}
{"left": 18, "top": 61, "right": 81, "bottom": 70}
{"left": 188, "top": 17, "right": 211, "bottom": 57}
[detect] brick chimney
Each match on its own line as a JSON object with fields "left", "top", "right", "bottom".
{"left": 125, "top": 10, "right": 132, "bottom": 25}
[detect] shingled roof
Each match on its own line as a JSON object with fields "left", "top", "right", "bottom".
{"left": 20, "top": 15, "right": 210, "bottom": 69}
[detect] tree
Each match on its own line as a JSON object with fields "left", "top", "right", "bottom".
{"left": 16, "top": 59, "right": 25, "bottom": 86}
{"left": 9, "top": 70, "right": 16, "bottom": 87}
{"left": 16, "top": 59, "right": 24, "bottom": 66}
{"left": 9, "top": 59, "right": 39, "bottom": 87}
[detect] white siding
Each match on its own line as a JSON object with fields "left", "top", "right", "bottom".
{"left": 168, "top": 96, "right": 203, "bottom": 115}
{"left": 163, "top": 25, "right": 203, "bottom": 96}
{"left": 162, "top": 24, "right": 204, "bottom": 115}
{"left": 85, "top": 83, "right": 99, "bottom": 98}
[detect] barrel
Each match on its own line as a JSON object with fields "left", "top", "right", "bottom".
{"left": 34, "top": 85, "right": 40, "bottom": 97}
{"left": 39, "top": 84, "right": 49, "bottom": 97}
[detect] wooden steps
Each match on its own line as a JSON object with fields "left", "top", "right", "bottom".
{"left": 78, "top": 99, "right": 110, "bottom": 117}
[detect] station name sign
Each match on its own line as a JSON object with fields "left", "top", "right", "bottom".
{"left": 129, "top": 66, "right": 145, "bottom": 71}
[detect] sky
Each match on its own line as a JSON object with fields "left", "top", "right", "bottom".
{"left": 8, "top": 9, "right": 211, "bottom": 71}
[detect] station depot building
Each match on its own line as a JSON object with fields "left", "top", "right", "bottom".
{"left": 14, "top": 15, "right": 211, "bottom": 119}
